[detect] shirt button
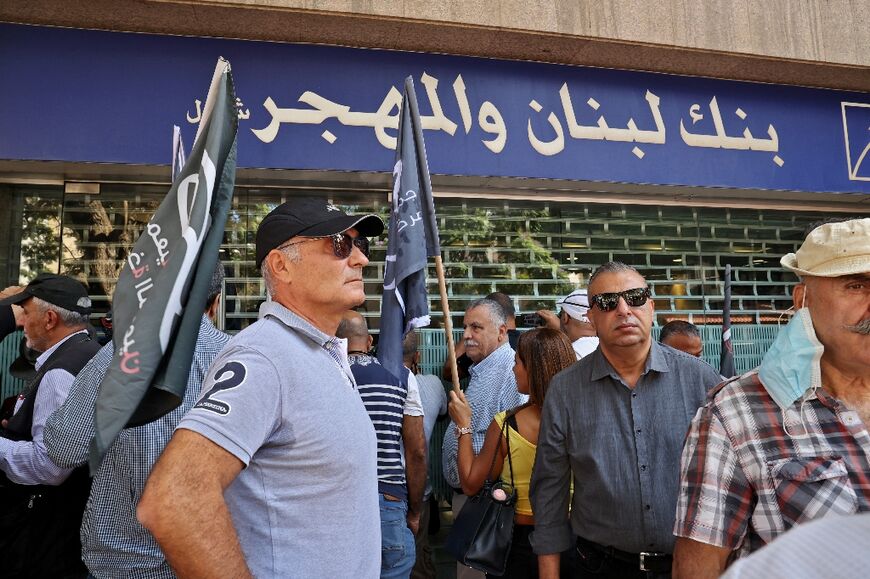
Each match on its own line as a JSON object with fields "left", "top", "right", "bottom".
{"left": 641, "top": 465, "right": 647, "bottom": 471}
{"left": 632, "top": 392, "right": 638, "bottom": 398}
{"left": 645, "top": 505, "right": 651, "bottom": 510}
{"left": 636, "top": 428, "right": 642, "bottom": 434}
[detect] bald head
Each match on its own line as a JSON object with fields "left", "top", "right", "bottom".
{"left": 336, "top": 310, "right": 371, "bottom": 352}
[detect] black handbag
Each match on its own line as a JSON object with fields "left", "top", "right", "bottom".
{"left": 445, "top": 411, "right": 517, "bottom": 576}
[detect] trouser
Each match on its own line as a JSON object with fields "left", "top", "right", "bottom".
{"left": 411, "top": 496, "right": 437, "bottom": 579}
{"left": 485, "top": 524, "right": 537, "bottom": 579}
{"left": 452, "top": 493, "right": 486, "bottom": 579}
{"left": 380, "top": 494, "right": 416, "bottom": 579}
{"left": 572, "top": 537, "right": 671, "bottom": 579}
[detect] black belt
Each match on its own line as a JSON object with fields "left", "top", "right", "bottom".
{"left": 576, "top": 536, "right": 672, "bottom": 574}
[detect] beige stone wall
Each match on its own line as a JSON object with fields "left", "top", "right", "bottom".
{"left": 2, "top": 0, "right": 869, "bottom": 90}
{"left": 210, "top": 0, "right": 869, "bottom": 67}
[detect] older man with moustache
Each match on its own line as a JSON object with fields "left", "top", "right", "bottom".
{"left": 138, "top": 198, "right": 384, "bottom": 578}
{"left": 0, "top": 274, "right": 101, "bottom": 577}
{"left": 673, "top": 218, "right": 870, "bottom": 578}
{"left": 530, "top": 262, "right": 721, "bottom": 579}
{"left": 442, "top": 297, "right": 527, "bottom": 579}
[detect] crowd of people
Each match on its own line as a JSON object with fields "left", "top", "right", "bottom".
{"left": 0, "top": 200, "right": 866, "bottom": 579}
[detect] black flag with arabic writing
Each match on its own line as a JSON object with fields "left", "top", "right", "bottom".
{"left": 720, "top": 264, "right": 737, "bottom": 378}
{"left": 377, "top": 77, "right": 441, "bottom": 381}
{"left": 89, "top": 58, "right": 239, "bottom": 472}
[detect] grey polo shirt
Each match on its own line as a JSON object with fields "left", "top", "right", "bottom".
{"left": 530, "top": 341, "right": 721, "bottom": 555}
{"left": 178, "top": 300, "right": 380, "bottom": 578}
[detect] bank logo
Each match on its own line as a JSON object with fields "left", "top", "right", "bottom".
{"left": 841, "top": 101, "right": 870, "bottom": 181}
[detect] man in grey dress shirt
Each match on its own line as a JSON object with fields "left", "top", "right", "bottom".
{"left": 530, "top": 262, "right": 721, "bottom": 579}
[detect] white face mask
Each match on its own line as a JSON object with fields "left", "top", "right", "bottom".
{"left": 758, "top": 307, "right": 824, "bottom": 411}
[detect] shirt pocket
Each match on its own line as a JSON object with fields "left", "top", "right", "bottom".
{"left": 768, "top": 456, "right": 858, "bottom": 528}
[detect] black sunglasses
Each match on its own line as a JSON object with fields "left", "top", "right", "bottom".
{"left": 589, "top": 287, "right": 651, "bottom": 312}
{"left": 278, "top": 232, "right": 370, "bottom": 259}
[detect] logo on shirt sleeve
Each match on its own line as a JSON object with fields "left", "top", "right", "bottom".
{"left": 194, "top": 361, "right": 247, "bottom": 415}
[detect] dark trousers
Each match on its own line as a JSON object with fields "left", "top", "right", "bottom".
{"left": 485, "top": 524, "right": 537, "bottom": 579}
{"left": 411, "top": 497, "right": 438, "bottom": 579}
{"left": 573, "top": 539, "right": 671, "bottom": 579}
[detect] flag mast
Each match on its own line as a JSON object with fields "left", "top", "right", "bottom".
{"left": 378, "top": 77, "right": 461, "bottom": 393}
{"left": 403, "top": 77, "right": 461, "bottom": 393}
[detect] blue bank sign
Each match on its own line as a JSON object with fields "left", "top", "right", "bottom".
{"left": 1, "top": 24, "right": 869, "bottom": 194}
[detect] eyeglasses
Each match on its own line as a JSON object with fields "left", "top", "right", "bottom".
{"left": 277, "top": 232, "right": 370, "bottom": 259}
{"left": 589, "top": 287, "right": 652, "bottom": 312}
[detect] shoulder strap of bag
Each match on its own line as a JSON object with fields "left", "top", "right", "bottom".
{"left": 502, "top": 410, "right": 516, "bottom": 488}
{"left": 484, "top": 413, "right": 510, "bottom": 485}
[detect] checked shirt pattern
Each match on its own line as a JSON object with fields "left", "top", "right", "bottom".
{"left": 675, "top": 371, "right": 870, "bottom": 557}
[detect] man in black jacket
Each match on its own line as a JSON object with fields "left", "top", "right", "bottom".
{"left": 0, "top": 273, "right": 101, "bottom": 578}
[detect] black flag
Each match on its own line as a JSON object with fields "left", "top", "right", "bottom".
{"left": 90, "top": 58, "right": 239, "bottom": 471}
{"left": 171, "top": 124, "right": 186, "bottom": 183}
{"left": 720, "top": 264, "right": 737, "bottom": 378}
{"left": 377, "top": 77, "right": 440, "bottom": 381}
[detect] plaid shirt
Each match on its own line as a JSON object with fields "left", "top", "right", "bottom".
{"left": 675, "top": 370, "right": 870, "bottom": 556}
{"left": 44, "top": 316, "right": 229, "bottom": 578}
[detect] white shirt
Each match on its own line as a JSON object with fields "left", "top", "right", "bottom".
{"left": 572, "top": 336, "right": 599, "bottom": 359}
{"left": 722, "top": 513, "right": 870, "bottom": 579}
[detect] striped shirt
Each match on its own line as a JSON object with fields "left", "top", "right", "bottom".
{"left": 44, "top": 316, "right": 229, "bottom": 578}
{"left": 675, "top": 371, "right": 870, "bottom": 557}
{"left": 349, "top": 353, "right": 422, "bottom": 499}
{"left": 442, "top": 342, "right": 526, "bottom": 489}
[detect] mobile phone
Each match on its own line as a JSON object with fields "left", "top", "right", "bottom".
{"left": 521, "top": 313, "right": 543, "bottom": 327}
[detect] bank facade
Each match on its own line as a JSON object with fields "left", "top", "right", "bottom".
{"left": 1, "top": 2, "right": 869, "bottom": 339}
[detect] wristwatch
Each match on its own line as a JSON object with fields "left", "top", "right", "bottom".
{"left": 455, "top": 426, "right": 473, "bottom": 438}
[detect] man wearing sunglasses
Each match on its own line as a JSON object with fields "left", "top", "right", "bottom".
{"left": 531, "top": 261, "right": 722, "bottom": 579}
{"left": 139, "top": 197, "right": 385, "bottom": 578}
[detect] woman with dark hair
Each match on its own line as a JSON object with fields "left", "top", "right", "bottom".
{"left": 449, "top": 327, "right": 577, "bottom": 578}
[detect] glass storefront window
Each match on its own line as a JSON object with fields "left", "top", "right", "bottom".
{"left": 4, "top": 183, "right": 846, "bottom": 333}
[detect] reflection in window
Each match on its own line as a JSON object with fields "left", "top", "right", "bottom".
{"left": 11, "top": 184, "right": 841, "bottom": 332}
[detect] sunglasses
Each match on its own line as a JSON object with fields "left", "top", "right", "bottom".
{"left": 277, "top": 232, "right": 370, "bottom": 259}
{"left": 589, "top": 287, "right": 652, "bottom": 312}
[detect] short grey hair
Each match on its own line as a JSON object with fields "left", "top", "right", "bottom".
{"left": 466, "top": 298, "right": 508, "bottom": 328}
{"left": 261, "top": 242, "right": 301, "bottom": 298}
{"left": 589, "top": 261, "right": 643, "bottom": 290}
{"left": 32, "top": 296, "right": 90, "bottom": 327}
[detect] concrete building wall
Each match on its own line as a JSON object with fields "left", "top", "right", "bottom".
{"left": 217, "top": 0, "right": 869, "bottom": 67}
{"left": 2, "top": 1, "right": 869, "bottom": 90}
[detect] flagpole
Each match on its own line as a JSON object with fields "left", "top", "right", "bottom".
{"left": 434, "top": 255, "right": 461, "bottom": 393}
{"left": 400, "top": 75, "right": 460, "bottom": 393}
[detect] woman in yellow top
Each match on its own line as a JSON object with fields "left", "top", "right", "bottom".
{"left": 449, "top": 327, "right": 576, "bottom": 579}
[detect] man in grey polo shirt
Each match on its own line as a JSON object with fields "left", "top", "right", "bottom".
{"left": 530, "top": 262, "right": 721, "bottom": 579}
{"left": 138, "top": 198, "right": 384, "bottom": 578}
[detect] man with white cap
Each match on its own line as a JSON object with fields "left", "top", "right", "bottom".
{"left": 673, "top": 217, "right": 870, "bottom": 579}
{"left": 538, "top": 288, "right": 599, "bottom": 359}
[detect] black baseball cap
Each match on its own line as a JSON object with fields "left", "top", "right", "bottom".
{"left": 255, "top": 197, "right": 384, "bottom": 266}
{"left": 0, "top": 273, "right": 92, "bottom": 315}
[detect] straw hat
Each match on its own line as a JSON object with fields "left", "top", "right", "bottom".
{"left": 781, "top": 218, "right": 870, "bottom": 277}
